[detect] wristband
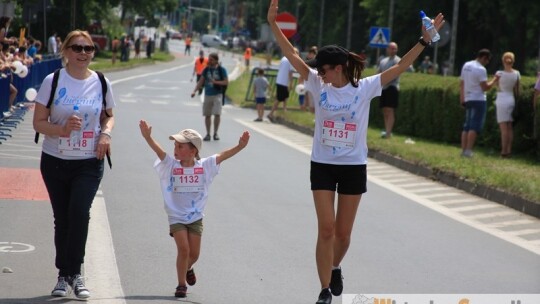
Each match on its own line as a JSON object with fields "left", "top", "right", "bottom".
{"left": 100, "top": 131, "right": 112, "bottom": 139}
{"left": 418, "top": 36, "right": 430, "bottom": 47}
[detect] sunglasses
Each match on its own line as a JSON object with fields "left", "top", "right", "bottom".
{"left": 317, "top": 65, "right": 335, "bottom": 76}
{"left": 68, "top": 44, "right": 95, "bottom": 54}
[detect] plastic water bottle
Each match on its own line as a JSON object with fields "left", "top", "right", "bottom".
{"left": 420, "top": 10, "right": 440, "bottom": 43}
{"left": 70, "top": 104, "right": 82, "bottom": 145}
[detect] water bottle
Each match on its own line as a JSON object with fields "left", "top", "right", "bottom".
{"left": 420, "top": 10, "right": 440, "bottom": 43}
{"left": 70, "top": 104, "right": 82, "bottom": 145}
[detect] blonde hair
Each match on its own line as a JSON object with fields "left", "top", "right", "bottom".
{"left": 502, "top": 51, "right": 515, "bottom": 62}
{"left": 60, "top": 30, "right": 93, "bottom": 66}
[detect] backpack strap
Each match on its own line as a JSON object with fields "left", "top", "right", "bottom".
{"left": 95, "top": 71, "right": 113, "bottom": 169}
{"left": 95, "top": 71, "right": 111, "bottom": 117}
{"left": 34, "top": 69, "right": 61, "bottom": 144}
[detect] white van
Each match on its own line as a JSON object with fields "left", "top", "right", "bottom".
{"left": 201, "top": 34, "right": 227, "bottom": 48}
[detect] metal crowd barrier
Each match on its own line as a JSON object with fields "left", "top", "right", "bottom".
{"left": 0, "top": 58, "right": 62, "bottom": 143}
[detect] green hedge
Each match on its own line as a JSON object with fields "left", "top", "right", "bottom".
{"left": 367, "top": 71, "right": 539, "bottom": 158}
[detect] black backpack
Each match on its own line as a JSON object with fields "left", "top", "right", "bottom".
{"left": 34, "top": 69, "right": 112, "bottom": 168}
{"left": 216, "top": 65, "right": 228, "bottom": 105}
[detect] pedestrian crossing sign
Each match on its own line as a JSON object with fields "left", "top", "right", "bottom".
{"left": 369, "top": 27, "right": 390, "bottom": 48}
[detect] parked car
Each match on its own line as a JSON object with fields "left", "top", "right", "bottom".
{"left": 201, "top": 34, "right": 227, "bottom": 48}
{"left": 171, "top": 32, "right": 182, "bottom": 40}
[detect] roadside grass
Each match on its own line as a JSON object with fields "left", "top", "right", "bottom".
{"left": 90, "top": 50, "right": 174, "bottom": 72}
{"left": 228, "top": 70, "right": 540, "bottom": 203}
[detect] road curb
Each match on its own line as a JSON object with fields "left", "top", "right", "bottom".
{"left": 273, "top": 116, "right": 540, "bottom": 219}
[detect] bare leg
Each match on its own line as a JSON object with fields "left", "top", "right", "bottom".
{"left": 173, "top": 230, "right": 190, "bottom": 287}
{"left": 205, "top": 116, "right": 211, "bottom": 136}
{"left": 382, "top": 107, "right": 395, "bottom": 137}
{"left": 333, "top": 194, "right": 362, "bottom": 267}
{"left": 213, "top": 115, "right": 220, "bottom": 136}
{"left": 187, "top": 233, "right": 202, "bottom": 270}
{"left": 313, "top": 190, "right": 336, "bottom": 289}
{"left": 465, "top": 131, "right": 477, "bottom": 151}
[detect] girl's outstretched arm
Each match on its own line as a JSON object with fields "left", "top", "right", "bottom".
{"left": 139, "top": 119, "right": 166, "bottom": 161}
{"left": 216, "top": 131, "right": 250, "bottom": 165}
{"left": 381, "top": 13, "right": 445, "bottom": 87}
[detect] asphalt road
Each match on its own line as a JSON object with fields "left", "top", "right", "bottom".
{"left": 0, "top": 40, "right": 539, "bottom": 304}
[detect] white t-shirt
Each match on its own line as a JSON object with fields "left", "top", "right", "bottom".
{"left": 460, "top": 60, "right": 487, "bottom": 102}
{"left": 304, "top": 69, "right": 382, "bottom": 165}
{"left": 35, "top": 69, "right": 116, "bottom": 160}
{"left": 276, "top": 56, "right": 294, "bottom": 86}
{"left": 154, "top": 154, "right": 220, "bottom": 225}
{"left": 496, "top": 70, "right": 520, "bottom": 93}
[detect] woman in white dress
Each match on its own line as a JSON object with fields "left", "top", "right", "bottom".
{"left": 494, "top": 52, "right": 520, "bottom": 158}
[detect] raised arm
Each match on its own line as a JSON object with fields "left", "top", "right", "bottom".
{"left": 216, "top": 131, "right": 250, "bottom": 165}
{"left": 139, "top": 120, "right": 166, "bottom": 161}
{"left": 380, "top": 13, "right": 445, "bottom": 87}
{"left": 267, "top": 0, "right": 310, "bottom": 80}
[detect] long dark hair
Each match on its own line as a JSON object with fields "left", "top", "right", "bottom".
{"left": 344, "top": 52, "right": 366, "bottom": 88}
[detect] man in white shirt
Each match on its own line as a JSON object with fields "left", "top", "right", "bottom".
{"left": 48, "top": 32, "right": 57, "bottom": 54}
{"left": 267, "top": 48, "right": 298, "bottom": 122}
{"left": 459, "top": 49, "right": 499, "bottom": 157}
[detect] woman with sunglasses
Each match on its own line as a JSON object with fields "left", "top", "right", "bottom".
{"left": 267, "top": 1, "right": 444, "bottom": 303}
{"left": 33, "top": 30, "right": 116, "bottom": 300}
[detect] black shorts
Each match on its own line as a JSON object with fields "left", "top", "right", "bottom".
{"left": 379, "top": 86, "right": 399, "bottom": 108}
{"left": 276, "top": 84, "right": 289, "bottom": 102}
{"left": 310, "top": 161, "right": 367, "bottom": 195}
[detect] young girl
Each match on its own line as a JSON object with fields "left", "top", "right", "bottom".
{"left": 267, "top": 1, "right": 444, "bottom": 303}
{"left": 139, "top": 120, "right": 249, "bottom": 298}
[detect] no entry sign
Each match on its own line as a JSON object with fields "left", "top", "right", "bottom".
{"left": 276, "top": 12, "right": 297, "bottom": 38}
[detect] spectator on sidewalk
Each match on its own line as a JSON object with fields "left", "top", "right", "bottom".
{"left": 185, "top": 35, "right": 192, "bottom": 56}
{"left": 244, "top": 46, "right": 252, "bottom": 68}
{"left": 301, "top": 46, "right": 318, "bottom": 112}
{"left": 192, "top": 50, "right": 208, "bottom": 96}
{"left": 111, "top": 36, "right": 120, "bottom": 64}
{"left": 377, "top": 42, "right": 404, "bottom": 139}
{"left": 252, "top": 68, "right": 270, "bottom": 122}
{"left": 267, "top": 48, "right": 298, "bottom": 122}
{"left": 32, "top": 29, "right": 116, "bottom": 300}
{"left": 494, "top": 51, "right": 520, "bottom": 158}
{"left": 48, "top": 32, "right": 57, "bottom": 54}
{"left": 459, "top": 49, "right": 499, "bottom": 158}
{"left": 190, "top": 52, "right": 228, "bottom": 141}
{"left": 0, "top": 16, "right": 14, "bottom": 45}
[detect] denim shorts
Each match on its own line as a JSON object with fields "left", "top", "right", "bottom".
{"left": 463, "top": 100, "right": 487, "bottom": 133}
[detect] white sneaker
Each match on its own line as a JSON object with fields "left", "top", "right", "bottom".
{"left": 51, "top": 276, "right": 69, "bottom": 297}
{"left": 2, "top": 111, "right": 12, "bottom": 118}
{"left": 70, "top": 274, "right": 90, "bottom": 299}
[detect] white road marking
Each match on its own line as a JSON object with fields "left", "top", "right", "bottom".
{"left": 86, "top": 193, "right": 126, "bottom": 304}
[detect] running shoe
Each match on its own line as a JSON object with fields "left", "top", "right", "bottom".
{"left": 329, "top": 267, "right": 343, "bottom": 296}
{"left": 316, "top": 288, "right": 332, "bottom": 304}
{"left": 51, "top": 276, "right": 69, "bottom": 297}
